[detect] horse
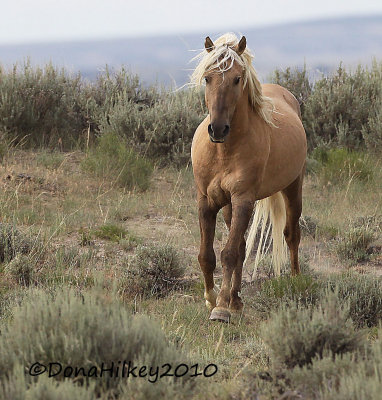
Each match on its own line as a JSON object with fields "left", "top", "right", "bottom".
{"left": 190, "top": 33, "right": 307, "bottom": 322}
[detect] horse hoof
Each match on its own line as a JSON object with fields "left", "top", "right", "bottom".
{"left": 209, "top": 307, "right": 231, "bottom": 323}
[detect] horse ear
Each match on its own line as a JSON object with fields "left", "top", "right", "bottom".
{"left": 237, "top": 36, "right": 246, "bottom": 55}
{"left": 205, "top": 36, "right": 214, "bottom": 53}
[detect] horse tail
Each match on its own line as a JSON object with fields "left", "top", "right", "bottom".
{"left": 244, "top": 192, "right": 288, "bottom": 279}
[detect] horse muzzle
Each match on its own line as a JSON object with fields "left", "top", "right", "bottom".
{"left": 208, "top": 123, "right": 230, "bottom": 143}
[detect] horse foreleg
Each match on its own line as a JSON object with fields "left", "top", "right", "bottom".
{"left": 222, "top": 204, "right": 244, "bottom": 312}
{"left": 198, "top": 195, "right": 219, "bottom": 311}
{"left": 211, "top": 199, "right": 253, "bottom": 322}
{"left": 281, "top": 171, "right": 304, "bottom": 275}
{"left": 229, "top": 238, "right": 245, "bottom": 312}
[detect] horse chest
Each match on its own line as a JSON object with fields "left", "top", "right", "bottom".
{"left": 206, "top": 172, "right": 247, "bottom": 207}
{"left": 206, "top": 179, "right": 228, "bottom": 206}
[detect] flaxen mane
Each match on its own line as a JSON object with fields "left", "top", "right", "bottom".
{"left": 190, "top": 33, "right": 274, "bottom": 126}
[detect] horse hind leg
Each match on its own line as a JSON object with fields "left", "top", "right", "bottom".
{"left": 281, "top": 170, "right": 304, "bottom": 275}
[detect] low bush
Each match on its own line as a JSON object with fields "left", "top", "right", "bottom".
{"left": 0, "top": 62, "right": 88, "bottom": 148}
{"left": 352, "top": 214, "right": 382, "bottom": 233}
{"left": 319, "top": 365, "right": 382, "bottom": 400}
{"left": 270, "top": 64, "right": 312, "bottom": 109}
{"left": 0, "top": 289, "right": 189, "bottom": 396}
{"left": 299, "top": 215, "right": 319, "bottom": 237}
{"left": 246, "top": 273, "right": 320, "bottom": 319}
{"left": 246, "top": 352, "right": 359, "bottom": 400}
{"left": 334, "top": 226, "right": 375, "bottom": 263}
{"left": 260, "top": 291, "right": 364, "bottom": 369}
{"left": 0, "top": 223, "right": 35, "bottom": 263}
{"left": 326, "top": 272, "right": 382, "bottom": 328}
{"left": 93, "top": 223, "right": 128, "bottom": 242}
{"left": 99, "top": 88, "right": 206, "bottom": 166}
{"left": 81, "top": 132, "right": 153, "bottom": 190}
{"left": 3, "top": 254, "right": 34, "bottom": 285}
{"left": 303, "top": 61, "right": 382, "bottom": 150}
{"left": 53, "top": 246, "right": 93, "bottom": 269}
{"left": 0, "top": 371, "right": 95, "bottom": 400}
{"left": 318, "top": 336, "right": 382, "bottom": 400}
{"left": 120, "top": 243, "right": 186, "bottom": 298}
{"left": 2, "top": 60, "right": 382, "bottom": 161}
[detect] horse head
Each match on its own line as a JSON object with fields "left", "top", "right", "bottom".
{"left": 203, "top": 36, "right": 247, "bottom": 143}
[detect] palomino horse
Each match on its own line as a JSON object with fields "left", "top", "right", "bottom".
{"left": 191, "top": 33, "right": 307, "bottom": 322}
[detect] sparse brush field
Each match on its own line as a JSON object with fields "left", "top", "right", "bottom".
{"left": 0, "top": 62, "right": 381, "bottom": 399}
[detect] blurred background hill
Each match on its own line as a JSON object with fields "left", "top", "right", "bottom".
{"left": 1, "top": 15, "right": 381, "bottom": 86}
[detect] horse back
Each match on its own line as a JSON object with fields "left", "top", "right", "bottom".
{"left": 262, "top": 83, "right": 302, "bottom": 121}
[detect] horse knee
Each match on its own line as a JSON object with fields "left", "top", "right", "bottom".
{"left": 221, "top": 247, "right": 238, "bottom": 269}
{"left": 198, "top": 250, "right": 216, "bottom": 272}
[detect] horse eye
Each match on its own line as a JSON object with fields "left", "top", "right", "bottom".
{"left": 234, "top": 76, "right": 241, "bottom": 85}
{"left": 204, "top": 76, "right": 210, "bottom": 84}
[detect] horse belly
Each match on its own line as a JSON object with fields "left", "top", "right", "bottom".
{"left": 258, "top": 129, "right": 306, "bottom": 198}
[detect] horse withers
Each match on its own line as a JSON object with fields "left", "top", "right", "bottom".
{"left": 191, "top": 33, "right": 307, "bottom": 322}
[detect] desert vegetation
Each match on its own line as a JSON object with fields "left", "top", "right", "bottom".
{"left": 0, "top": 60, "right": 381, "bottom": 398}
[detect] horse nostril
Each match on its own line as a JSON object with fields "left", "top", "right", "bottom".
{"left": 208, "top": 124, "right": 213, "bottom": 135}
{"left": 223, "top": 125, "right": 230, "bottom": 136}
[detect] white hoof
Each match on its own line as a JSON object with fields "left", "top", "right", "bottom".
{"left": 204, "top": 286, "right": 218, "bottom": 310}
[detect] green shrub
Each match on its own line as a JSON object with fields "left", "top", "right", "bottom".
{"left": 352, "top": 214, "right": 382, "bottom": 233}
{"left": 285, "top": 352, "right": 361, "bottom": 399}
{"left": 247, "top": 352, "right": 359, "bottom": 400}
{"left": 120, "top": 244, "right": 186, "bottom": 298}
{"left": 260, "top": 291, "right": 365, "bottom": 369}
{"left": 316, "top": 224, "right": 339, "bottom": 240}
{"left": 4, "top": 254, "right": 34, "bottom": 285}
{"left": 2, "top": 60, "right": 382, "bottom": 160}
{"left": 82, "top": 132, "right": 153, "bottom": 190}
{"left": 0, "top": 289, "right": 189, "bottom": 396}
{"left": 93, "top": 223, "right": 128, "bottom": 242}
{"left": 78, "top": 227, "right": 94, "bottom": 246}
{"left": 247, "top": 273, "right": 320, "bottom": 319}
{"left": 119, "top": 235, "right": 141, "bottom": 251}
{"left": 87, "top": 66, "right": 160, "bottom": 118}
{"left": 0, "top": 62, "right": 88, "bottom": 148}
{"left": 252, "top": 328, "right": 380, "bottom": 399}
{"left": 311, "top": 147, "right": 373, "bottom": 185}
{"left": 318, "top": 338, "right": 382, "bottom": 400}
{"left": 262, "top": 274, "right": 318, "bottom": 300}
{"left": 326, "top": 273, "right": 382, "bottom": 328}
{"left": 0, "top": 62, "right": 204, "bottom": 166}
{"left": 54, "top": 246, "right": 93, "bottom": 269}
{"left": 319, "top": 366, "right": 382, "bottom": 400}
{"left": 299, "top": 215, "right": 318, "bottom": 237}
{"left": 304, "top": 61, "right": 382, "bottom": 150}
{"left": 0, "top": 223, "right": 37, "bottom": 263}
{"left": 363, "top": 102, "right": 382, "bottom": 151}
{"left": 334, "top": 227, "right": 375, "bottom": 263}
{"left": 270, "top": 64, "right": 312, "bottom": 109}
{"left": 0, "top": 370, "right": 95, "bottom": 400}
{"left": 99, "top": 88, "right": 206, "bottom": 166}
